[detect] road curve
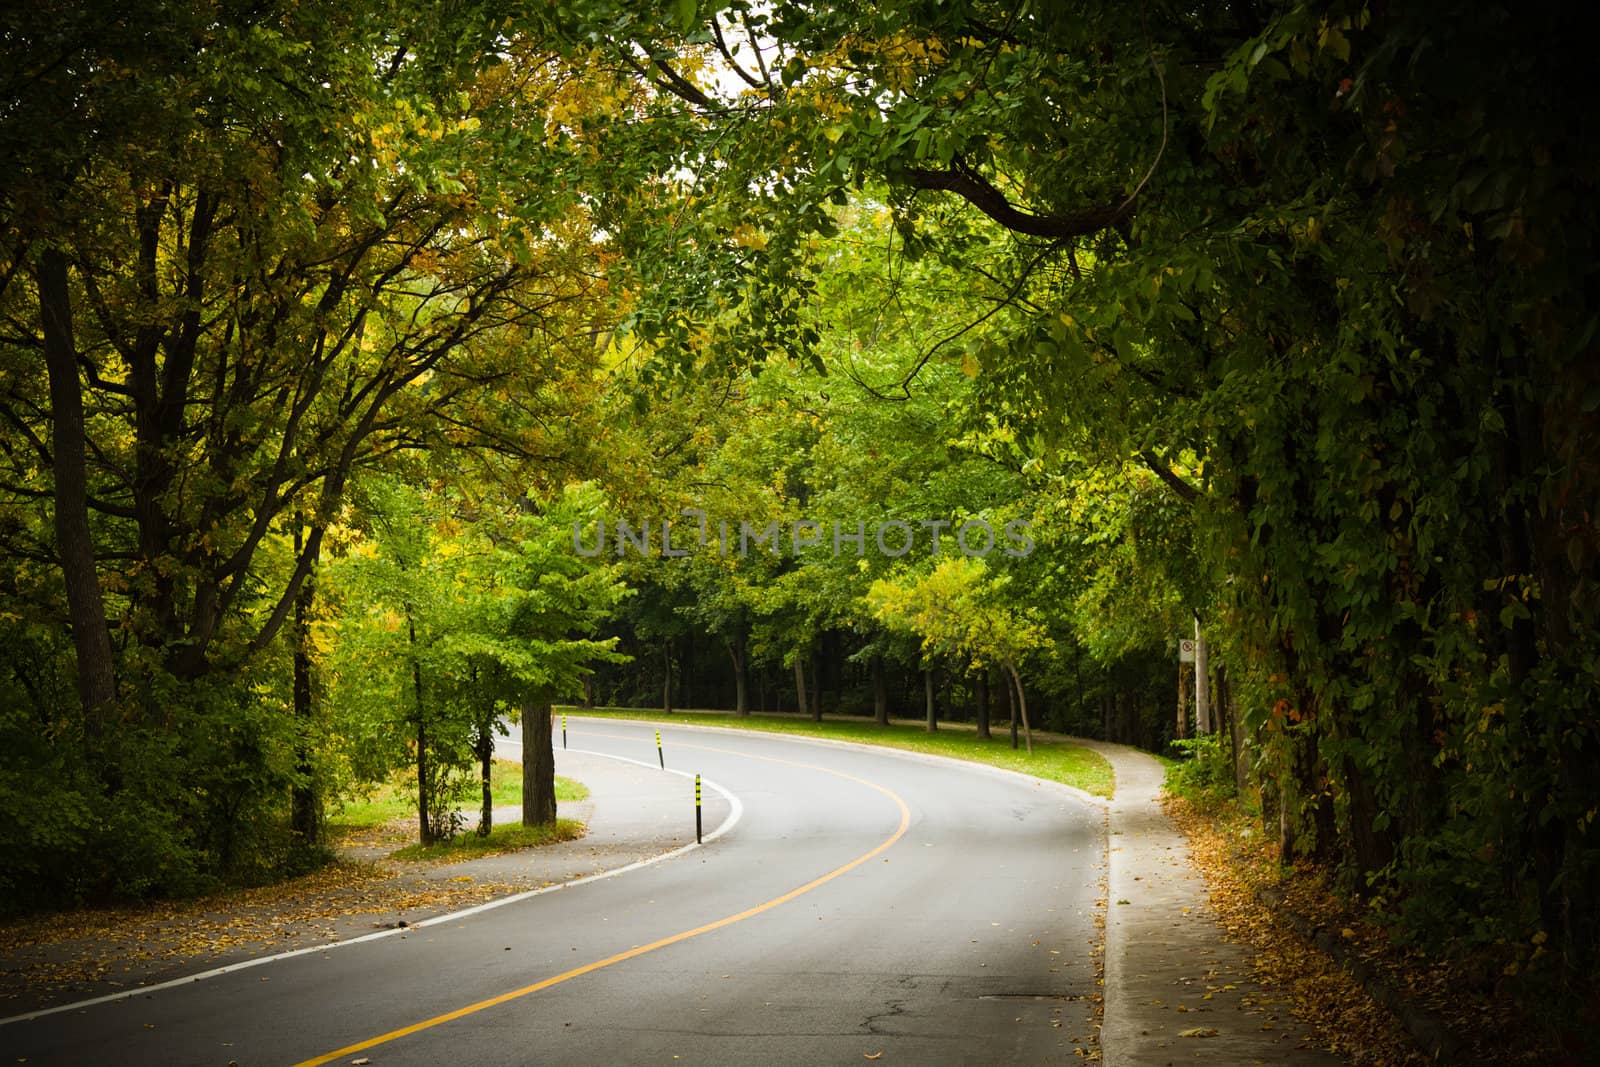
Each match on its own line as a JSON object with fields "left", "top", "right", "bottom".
{"left": 4, "top": 718, "right": 1106, "bottom": 1065}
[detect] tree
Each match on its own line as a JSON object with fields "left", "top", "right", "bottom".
{"left": 589, "top": 0, "right": 1600, "bottom": 998}
{"left": 323, "top": 478, "right": 627, "bottom": 844}
{"left": 1, "top": 3, "right": 633, "bottom": 897}
{"left": 869, "top": 557, "right": 1047, "bottom": 752}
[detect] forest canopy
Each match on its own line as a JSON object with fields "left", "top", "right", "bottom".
{"left": 2, "top": 0, "right": 1596, "bottom": 1027}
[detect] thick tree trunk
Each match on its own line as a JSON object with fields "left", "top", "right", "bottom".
{"left": 522, "top": 699, "right": 557, "bottom": 826}
{"left": 290, "top": 519, "right": 321, "bottom": 848}
{"left": 873, "top": 655, "right": 889, "bottom": 726}
{"left": 1006, "top": 662, "right": 1033, "bottom": 754}
{"left": 810, "top": 651, "right": 823, "bottom": 721}
{"left": 924, "top": 667, "right": 937, "bottom": 732}
{"left": 1176, "top": 660, "right": 1188, "bottom": 740}
{"left": 976, "top": 668, "right": 991, "bottom": 740}
{"left": 476, "top": 715, "right": 493, "bottom": 838}
{"left": 1220, "top": 664, "right": 1249, "bottom": 795}
{"left": 582, "top": 675, "right": 595, "bottom": 709}
{"left": 415, "top": 717, "right": 430, "bottom": 847}
{"left": 1342, "top": 749, "right": 1391, "bottom": 881}
{"left": 793, "top": 657, "right": 808, "bottom": 717}
{"left": 38, "top": 249, "right": 118, "bottom": 743}
{"left": 408, "top": 613, "right": 432, "bottom": 845}
{"left": 727, "top": 637, "right": 748, "bottom": 715}
{"left": 1280, "top": 721, "right": 1333, "bottom": 863}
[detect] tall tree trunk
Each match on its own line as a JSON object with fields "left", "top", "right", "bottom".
{"left": 793, "top": 657, "right": 808, "bottom": 717}
{"left": 924, "top": 667, "right": 937, "bottom": 732}
{"left": 810, "top": 651, "right": 823, "bottom": 721}
{"left": 410, "top": 615, "right": 431, "bottom": 845}
{"left": 976, "top": 668, "right": 991, "bottom": 740}
{"left": 679, "top": 629, "right": 692, "bottom": 710}
{"left": 522, "top": 699, "right": 557, "bottom": 826}
{"left": 1006, "top": 662, "right": 1033, "bottom": 754}
{"left": 1176, "top": 659, "right": 1188, "bottom": 740}
{"left": 1008, "top": 673, "right": 1019, "bottom": 749}
{"left": 662, "top": 642, "right": 673, "bottom": 714}
{"left": 1280, "top": 720, "right": 1333, "bottom": 862}
{"left": 38, "top": 249, "right": 118, "bottom": 745}
{"left": 1220, "top": 663, "right": 1249, "bottom": 795}
{"left": 290, "top": 518, "right": 321, "bottom": 849}
{"left": 727, "top": 636, "right": 748, "bottom": 715}
{"left": 1074, "top": 642, "right": 1083, "bottom": 733}
{"left": 582, "top": 675, "right": 595, "bottom": 709}
{"left": 477, "top": 717, "right": 493, "bottom": 837}
{"left": 871, "top": 656, "right": 888, "bottom": 725}
{"left": 474, "top": 666, "right": 492, "bottom": 839}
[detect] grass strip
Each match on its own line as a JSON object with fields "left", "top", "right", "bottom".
{"left": 389, "top": 819, "right": 588, "bottom": 862}
{"left": 331, "top": 764, "right": 588, "bottom": 830}
{"left": 558, "top": 707, "right": 1114, "bottom": 799}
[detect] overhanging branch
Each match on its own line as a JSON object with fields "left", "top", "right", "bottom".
{"left": 1139, "top": 449, "right": 1201, "bottom": 504}
{"left": 901, "top": 162, "right": 1128, "bottom": 240}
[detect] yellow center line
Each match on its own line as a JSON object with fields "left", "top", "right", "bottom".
{"left": 293, "top": 740, "right": 911, "bottom": 1067}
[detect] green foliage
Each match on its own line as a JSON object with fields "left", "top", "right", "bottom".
{"left": 4, "top": 4, "right": 1597, "bottom": 1037}
{"left": 869, "top": 557, "right": 1045, "bottom": 672}
{"left": 1, "top": 1, "right": 628, "bottom": 906}
{"left": 1165, "top": 735, "right": 1238, "bottom": 807}
{"left": 574, "top": 0, "right": 1600, "bottom": 1004}
{"left": 321, "top": 475, "right": 628, "bottom": 844}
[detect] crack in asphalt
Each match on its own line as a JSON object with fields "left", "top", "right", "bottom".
{"left": 862, "top": 998, "right": 910, "bottom": 1035}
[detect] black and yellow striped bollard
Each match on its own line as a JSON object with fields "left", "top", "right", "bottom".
{"left": 695, "top": 774, "right": 702, "bottom": 844}
{"left": 655, "top": 729, "right": 664, "bottom": 769}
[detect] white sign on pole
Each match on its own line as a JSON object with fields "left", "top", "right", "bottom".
{"left": 1178, "top": 638, "right": 1196, "bottom": 663}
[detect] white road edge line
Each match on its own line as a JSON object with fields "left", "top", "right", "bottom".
{"left": 0, "top": 751, "right": 742, "bottom": 1028}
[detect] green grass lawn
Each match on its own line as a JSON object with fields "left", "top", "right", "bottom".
{"left": 558, "top": 707, "right": 1115, "bottom": 798}
{"left": 328, "top": 759, "right": 589, "bottom": 830}
{"left": 389, "top": 818, "right": 587, "bottom": 861}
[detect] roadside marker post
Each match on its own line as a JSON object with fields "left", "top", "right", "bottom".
{"left": 561, "top": 714, "right": 567, "bottom": 749}
{"left": 695, "top": 774, "right": 702, "bottom": 844}
{"left": 656, "top": 730, "right": 664, "bottom": 769}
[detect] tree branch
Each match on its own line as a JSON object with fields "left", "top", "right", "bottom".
{"left": 901, "top": 162, "right": 1128, "bottom": 240}
{"left": 711, "top": 20, "right": 765, "bottom": 90}
{"left": 1139, "top": 449, "right": 1201, "bottom": 504}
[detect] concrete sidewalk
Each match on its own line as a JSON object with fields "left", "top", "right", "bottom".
{"left": 1080, "top": 739, "right": 1346, "bottom": 1066}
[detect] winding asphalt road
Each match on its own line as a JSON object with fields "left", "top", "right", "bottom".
{"left": 3, "top": 718, "right": 1105, "bottom": 1065}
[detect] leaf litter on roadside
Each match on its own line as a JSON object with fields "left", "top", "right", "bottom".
{"left": 1163, "top": 792, "right": 1553, "bottom": 1066}
{"left": 0, "top": 819, "right": 570, "bottom": 1005}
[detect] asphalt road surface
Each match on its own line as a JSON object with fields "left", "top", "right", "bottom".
{"left": 3, "top": 718, "right": 1105, "bottom": 1065}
